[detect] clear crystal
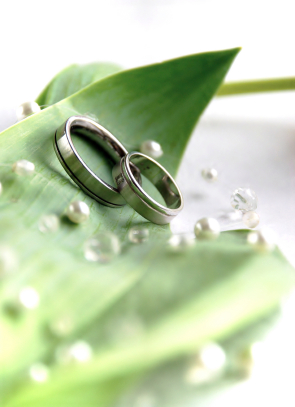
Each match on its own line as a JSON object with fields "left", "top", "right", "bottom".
{"left": 38, "top": 214, "right": 60, "bottom": 233}
{"left": 128, "top": 226, "right": 149, "bottom": 243}
{"left": 84, "top": 232, "right": 121, "bottom": 263}
{"left": 231, "top": 187, "right": 258, "bottom": 212}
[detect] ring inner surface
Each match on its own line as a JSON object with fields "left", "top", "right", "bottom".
{"left": 129, "top": 154, "right": 181, "bottom": 209}
{"left": 71, "top": 119, "right": 126, "bottom": 162}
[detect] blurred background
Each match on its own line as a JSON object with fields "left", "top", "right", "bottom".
{"left": 1, "top": 1, "right": 295, "bottom": 406}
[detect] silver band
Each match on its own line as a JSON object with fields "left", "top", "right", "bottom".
{"left": 54, "top": 116, "right": 140, "bottom": 207}
{"left": 112, "top": 152, "right": 184, "bottom": 224}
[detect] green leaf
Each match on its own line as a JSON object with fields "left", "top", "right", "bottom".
{"left": 1, "top": 48, "right": 293, "bottom": 407}
{"left": 36, "top": 62, "right": 122, "bottom": 106}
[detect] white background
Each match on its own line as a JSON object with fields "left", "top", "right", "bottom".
{"left": 1, "top": 1, "right": 295, "bottom": 405}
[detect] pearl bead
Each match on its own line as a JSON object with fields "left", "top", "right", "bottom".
{"left": 84, "top": 232, "right": 121, "bottom": 262}
{"left": 12, "top": 159, "right": 35, "bottom": 176}
{"left": 186, "top": 343, "right": 226, "bottom": 384}
{"left": 19, "top": 287, "right": 39, "bottom": 309}
{"left": 140, "top": 140, "right": 163, "bottom": 159}
{"left": 194, "top": 217, "right": 220, "bottom": 240}
{"left": 29, "top": 363, "right": 49, "bottom": 383}
{"left": 201, "top": 168, "right": 218, "bottom": 183}
{"left": 247, "top": 228, "right": 276, "bottom": 252}
{"left": 243, "top": 211, "right": 260, "bottom": 229}
{"left": 0, "top": 245, "right": 17, "bottom": 276}
{"left": 128, "top": 226, "right": 149, "bottom": 243}
{"left": 16, "top": 101, "right": 40, "bottom": 121}
{"left": 168, "top": 233, "right": 195, "bottom": 252}
{"left": 38, "top": 214, "right": 60, "bottom": 233}
{"left": 56, "top": 341, "right": 92, "bottom": 364}
{"left": 66, "top": 201, "right": 90, "bottom": 223}
{"left": 231, "top": 187, "right": 258, "bottom": 213}
{"left": 48, "top": 315, "right": 73, "bottom": 338}
{"left": 69, "top": 341, "right": 93, "bottom": 362}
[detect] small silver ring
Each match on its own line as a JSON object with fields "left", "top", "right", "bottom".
{"left": 54, "top": 116, "right": 140, "bottom": 207}
{"left": 112, "top": 152, "right": 184, "bottom": 224}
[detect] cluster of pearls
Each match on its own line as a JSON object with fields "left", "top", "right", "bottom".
{"left": 16, "top": 101, "right": 40, "bottom": 122}
{"left": 140, "top": 140, "right": 163, "bottom": 159}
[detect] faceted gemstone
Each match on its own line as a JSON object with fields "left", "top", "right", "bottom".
{"left": 231, "top": 187, "right": 258, "bottom": 212}
{"left": 84, "top": 232, "right": 121, "bottom": 263}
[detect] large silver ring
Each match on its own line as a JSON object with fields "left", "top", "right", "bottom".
{"left": 54, "top": 116, "right": 140, "bottom": 207}
{"left": 112, "top": 152, "right": 184, "bottom": 224}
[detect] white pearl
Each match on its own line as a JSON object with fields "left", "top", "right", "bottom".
{"left": 194, "top": 217, "right": 220, "bottom": 240}
{"left": 186, "top": 343, "right": 226, "bottom": 384}
{"left": 128, "top": 226, "right": 149, "bottom": 243}
{"left": 247, "top": 228, "right": 276, "bottom": 252}
{"left": 243, "top": 211, "right": 260, "bottom": 229}
{"left": 19, "top": 287, "right": 39, "bottom": 309}
{"left": 56, "top": 341, "right": 92, "bottom": 364}
{"left": 84, "top": 232, "right": 121, "bottom": 262}
{"left": 29, "top": 363, "right": 49, "bottom": 383}
{"left": 201, "top": 168, "right": 218, "bottom": 183}
{"left": 168, "top": 233, "right": 195, "bottom": 252}
{"left": 0, "top": 245, "right": 17, "bottom": 276}
{"left": 140, "top": 140, "right": 163, "bottom": 159}
{"left": 16, "top": 101, "right": 40, "bottom": 121}
{"left": 38, "top": 214, "right": 60, "bottom": 233}
{"left": 48, "top": 315, "right": 73, "bottom": 338}
{"left": 12, "top": 159, "right": 35, "bottom": 176}
{"left": 66, "top": 201, "right": 90, "bottom": 223}
{"left": 231, "top": 187, "right": 258, "bottom": 213}
{"left": 69, "top": 341, "right": 93, "bottom": 362}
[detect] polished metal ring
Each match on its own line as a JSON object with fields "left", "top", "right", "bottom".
{"left": 112, "top": 152, "right": 184, "bottom": 224}
{"left": 54, "top": 116, "right": 140, "bottom": 207}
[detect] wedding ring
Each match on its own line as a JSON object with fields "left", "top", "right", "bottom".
{"left": 54, "top": 116, "right": 140, "bottom": 207}
{"left": 112, "top": 152, "right": 183, "bottom": 224}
